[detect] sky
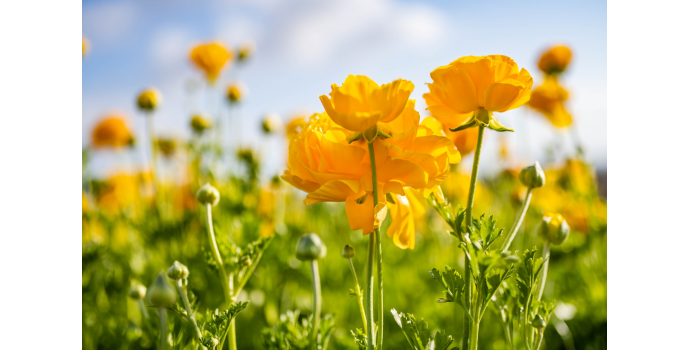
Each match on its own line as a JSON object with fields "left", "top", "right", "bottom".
{"left": 82, "top": 0, "right": 606, "bottom": 180}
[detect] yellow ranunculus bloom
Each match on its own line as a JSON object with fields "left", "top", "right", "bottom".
{"left": 91, "top": 115, "right": 134, "bottom": 148}
{"left": 282, "top": 101, "right": 460, "bottom": 249}
{"left": 319, "top": 75, "right": 414, "bottom": 132}
{"left": 190, "top": 42, "right": 232, "bottom": 83}
{"left": 97, "top": 173, "right": 140, "bottom": 214}
{"left": 528, "top": 77, "right": 572, "bottom": 128}
{"left": 423, "top": 55, "right": 533, "bottom": 132}
{"left": 538, "top": 45, "right": 572, "bottom": 75}
{"left": 190, "top": 114, "right": 212, "bottom": 133}
{"left": 285, "top": 115, "right": 308, "bottom": 140}
{"left": 420, "top": 117, "right": 479, "bottom": 156}
{"left": 137, "top": 88, "right": 161, "bottom": 112}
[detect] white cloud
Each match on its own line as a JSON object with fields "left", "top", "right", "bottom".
{"left": 82, "top": 1, "right": 138, "bottom": 47}
{"left": 150, "top": 27, "right": 195, "bottom": 69}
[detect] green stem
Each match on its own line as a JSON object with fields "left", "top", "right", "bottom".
{"left": 310, "top": 260, "right": 322, "bottom": 349}
{"left": 158, "top": 307, "right": 168, "bottom": 350}
{"left": 175, "top": 280, "right": 203, "bottom": 341}
{"left": 367, "top": 141, "right": 383, "bottom": 349}
{"left": 348, "top": 258, "right": 368, "bottom": 334}
{"left": 501, "top": 187, "right": 533, "bottom": 252}
{"left": 365, "top": 232, "right": 375, "bottom": 350}
{"left": 462, "top": 125, "right": 485, "bottom": 350}
{"left": 137, "top": 298, "right": 149, "bottom": 320}
{"left": 146, "top": 113, "right": 158, "bottom": 185}
{"left": 536, "top": 242, "right": 550, "bottom": 301}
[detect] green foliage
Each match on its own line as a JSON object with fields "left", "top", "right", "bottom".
{"left": 261, "top": 311, "right": 335, "bottom": 350}
{"left": 390, "top": 309, "right": 458, "bottom": 350}
{"left": 198, "top": 301, "right": 250, "bottom": 349}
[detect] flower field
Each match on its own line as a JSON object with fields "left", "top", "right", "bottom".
{"left": 82, "top": 8, "right": 606, "bottom": 350}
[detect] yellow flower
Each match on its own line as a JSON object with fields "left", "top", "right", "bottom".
{"left": 319, "top": 75, "right": 414, "bottom": 132}
{"left": 82, "top": 192, "right": 89, "bottom": 214}
{"left": 440, "top": 170, "right": 491, "bottom": 213}
{"left": 226, "top": 82, "right": 246, "bottom": 103}
{"left": 190, "top": 114, "right": 212, "bottom": 133}
{"left": 156, "top": 138, "right": 177, "bottom": 158}
{"left": 137, "top": 88, "right": 161, "bottom": 112}
{"left": 237, "top": 40, "right": 255, "bottom": 62}
{"left": 285, "top": 115, "right": 308, "bottom": 140}
{"left": 82, "top": 36, "right": 89, "bottom": 57}
{"left": 420, "top": 117, "right": 479, "bottom": 156}
{"left": 92, "top": 115, "right": 134, "bottom": 148}
{"left": 97, "top": 173, "right": 140, "bottom": 214}
{"left": 538, "top": 45, "right": 572, "bottom": 75}
{"left": 528, "top": 76, "right": 572, "bottom": 127}
{"left": 423, "top": 55, "right": 533, "bottom": 132}
{"left": 190, "top": 42, "right": 232, "bottom": 83}
{"left": 262, "top": 113, "right": 283, "bottom": 134}
{"left": 282, "top": 101, "right": 460, "bottom": 249}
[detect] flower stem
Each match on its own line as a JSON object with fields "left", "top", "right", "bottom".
{"left": 348, "top": 258, "right": 368, "bottom": 334}
{"left": 137, "top": 298, "right": 149, "bottom": 320}
{"left": 158, "top": 307, "right": 168, "bottom": 350}
{"left": 365, "top": 230, "right": 375, "bottom": 350}
{"left": 146, "top": 112, "right": 158, "bottom": 186}
{"left": 367, "top": 141, "right": 384, "bottom": 349}
{"left": 536, "top": 241, "right": 550, "bottom": 301}
{"left": 175, "top": 280, "right": 203, "bottom": 341}
{"left": 462, "top": 125, "right": 485, "bottom": 350}
{"left": 310, "top": 260, "right": 322, "bottom": 350}
{"left": 501, "top": 187, "right": 533, "bottom": 252}
{"left": 203, "top": 203, "right": 235, "bottom": 349}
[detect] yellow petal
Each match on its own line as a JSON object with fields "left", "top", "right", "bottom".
{"left": 304, "top": 180, "right": 360, "bottom": 205}
{"left": 484, "top": 79, "right": 523, "bottom": 112}
{"left": 387, "top": 194, "right": 416, "bottom": 249}
{"left": 345, "top": 192, "right": 375, "bottom": 234}
{"left": 373, "top": 202, "right": 388, "bottom": 228}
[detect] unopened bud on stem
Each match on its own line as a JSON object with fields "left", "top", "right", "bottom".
{"left": 341, "top": 244, "right": 355, "bottom": 259}
{"left": 147, "top": 272, "right": 178, "bottom": 307}
{"left": 295, "top": 233, "right": 327, "bottom": 261}
{"left": 167, "top": 261, "right": 189, "bottom": 280}
{"left": 538, "top": 213, "right": 570, "bottom": 246}
{"left": 197, "top": 183, "right": 220, "bottom": 206}
{"left": 519, "top": 161, "right": 545, "bottom": 188}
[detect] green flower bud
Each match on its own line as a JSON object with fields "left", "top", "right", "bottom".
{"left": 167, "top": 261, "right": 189, "bottom": 280}
{"left": 261, "top": 113, "right": 282, "bottom": 134}
{"left": 518, "top": 161, "right": 545, "bottom": 188}
{"left": 190, "top": 114, "right": 212, "bottom": 133}
{"left": 295, "top": 233, "right": 327, "bottom": 261}
{"left": 531, "top": 315, "right": 546, "bottom": 329}
{"left": 197, "top": 183, "right": 220, "bottom": 206}
{"left": 128, "top": 281, "right": 147, "bottom": 300}
{"left": 147, "top": 272, "right": 178, "bottom": 307}
{"left": 341, "top": 244, "right": 355, "bottom": 259}
{"left": 538, "top": 213, "right": 570, "bottom": 246}
{"left": 137, "top": 88, "right": 161, "bottom": 112}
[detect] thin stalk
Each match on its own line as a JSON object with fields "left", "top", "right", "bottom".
{"left": 137, "top": 298, "right": 149, "bottom": 320}
{"left": 536, "top": 242, "right": 550, "bottom": 301}
{"left": 348, "top": 258, "right": 368, "bottom": 333}
{"left": 175, "top": 280, "right": 203, "bottom": 340}
{"left": 146, "top": 113, "right": 158, "bottom": 186}
{"left": 158, "top": 307, "right": 168, "bottom": 350}
{"left": 367, "top": 141, "right": 383, "bottom": 349}
{"left": 501, "top": 188, "right": 533, "bottom": 252}
{"left": 310, "top": 260, "right": 322, "bottom": 350}
{"left": 462, "top": 125, "right": 485, "bottom": 349}
{"left": 533, "top": 329, "right": 545, "bottom": 350}
{"left": 365, "top": 231, "right": 375, "bottom": 350}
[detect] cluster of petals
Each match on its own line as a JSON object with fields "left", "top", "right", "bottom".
{"left": 282, "top": 98, "right": 460, "bottom": 249}
{"left": 528, "top": 76, "right": 572, "bottom": 127}
{"left": 537, "top": 45, "right": 572, "bottom": 75}
{"left": 92, "top": 115, "right": 134, "bottom": 148}
{"left": 189, "top": 42, "right": 232, "bottom": 83}
{"left": 423, "top": 55, "right": 533, "bottom": 131}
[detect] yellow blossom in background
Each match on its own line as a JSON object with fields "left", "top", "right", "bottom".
{"left": 285, "top": 115, "right": 308, "bottom": 140}
{"left": 282, "top": 99, "right": 460, "bottom": 249}
{"left": 97, "top": 173, "right": 140, "bottom": 214}
{"left": 423, "top": 55, "right": 532, "bottom": 132}
{"left": 226, "top": 82, "right": 246, "bottom": 103}
{"left": 137, "top": 88, "right": 161, "bottom": 112}
{"left": 538, "top": 45, "right": 572, "bottom": 75}
{"left": 319, "top": 75, "right": 414, "bottom": 132}
{"left": 91, "top": 115, "right": 135, "bottom": 148}
{"left": 190, "top": 42, "right": 232, "bottom": 83}
{"left": 262, "top": 113, "right": 282, "bottom": 134}
{"left": 156, "top": 138, "right": 177, "bottom": 158}
{"left": 190, "top": 114, "right": 212, "bottom": 133}
{"left": 237, "top": 40, "right": 255, "bottom": 62}
{"left": 82, "top": 192, "right": 89, "bottom": 213}
{"left": 528, "top": 76, "right": 572, "bottom": 127}
{"left": 82, "top": 36, "right": 89, "bottom": 57}
{"left": 440, "top": 170, "right": 491, "bottom": 213}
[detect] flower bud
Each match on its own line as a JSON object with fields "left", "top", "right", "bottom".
{"left": 531, "top": 315, "right": 546, "bottom": 329}
{"left": 197, "top": 183, "right": 220, "bottom": 206}
{"left": 538, "top": 213, "right": 570, "bottom": 246}
{"left": 137, "top": 88, "right": 161, "bottom": 112}
{"left": 226, "top": 82, "right": 246, "bottom": 103}
{"left": 341, "top": 244, "right": 355, "bottom": 259}
{"left": 147, "top": 272, "right": 178, "bottom": 307}
{"left": 261, "top": 113, "right": 282, "bottom": 134}
{"left": 190, "top": 114, "right": 212, "bottom": 133}
{"left": 518, "top": 162, "right": 545, "bottom": 188}
{"left": 129, "top": 281, "right": 147, "bottom": 300}
{"left": 295, "top": 233, "right": 327, "bottom": 261}
{"left": 238, "top": 40, "right": 255, "bottom": 62}
{"left": 167, "top": 261, "right": 189, "bottom": 280}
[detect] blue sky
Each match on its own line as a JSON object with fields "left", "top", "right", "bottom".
{"left": 82, "top": 0, "right": 606, "bottom": 180}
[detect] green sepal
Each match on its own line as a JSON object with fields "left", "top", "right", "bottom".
{"left": 347, "top": 132, "right": 363, "bottom": 144}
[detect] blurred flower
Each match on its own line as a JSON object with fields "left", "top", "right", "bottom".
{"left": 97, "top": 173, "right": 140, "bottom": 214}
{"left": 528, "top": 77, "right": 572, "bottom": 128}
{"left": 285, "top": 115, "right": 308, "bottom": 140}
{"left": 282, "top": 100, "right": 460, "bottom": 249}
{"left": 538, "top": 212, "right": 570, "bottom": 245}
{"left": 226, "top": 82, "right": 246, "bottom": 104}
{"left": 562, "top": 158, "right": 595, "bottom": 196}
{"left": 420, "top": 117, "right": 479, "bottom": 156}
{"left": 538, "top": 45, "right": 572, "bottom": 75}
{"left": 261, "top": 113, "right": 282, "bottom": 134}
{"left": 82, "top": 36, "right": 89, "bottom": 57}
{"left": 190, "top": 42, "right": 232, "bottom": 83}
{"left": 190, "top": 114, "right": 212, "bottom": 134}
{"left": 91, "top": 115, "right": 134, "bottom": 148}
{"left": 82, "top": 192, "right": 88, "bottom": 214}
{"left": 423, "top": 55, "right": 532, "bottom": 132}
{"left": 136, "top": 88, "right": 161, "bottom": 112}
{"left": 156, "top": 138, "right": 177, "bottom": 158}
{"left": 440, "top": 170, "right": 491, "bottom": 212}
{"left": 237, "top": 40, "right": 255, "bottom": 62}
{"left": 319, "top": 75, "right": 414, "bottom": 132}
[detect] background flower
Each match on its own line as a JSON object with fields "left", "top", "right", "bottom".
{"left": 91, "top": 115, "right": 134, "bottom": 148}
{"left": 190, "top": 42, "right": 232, "bottom": 83}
